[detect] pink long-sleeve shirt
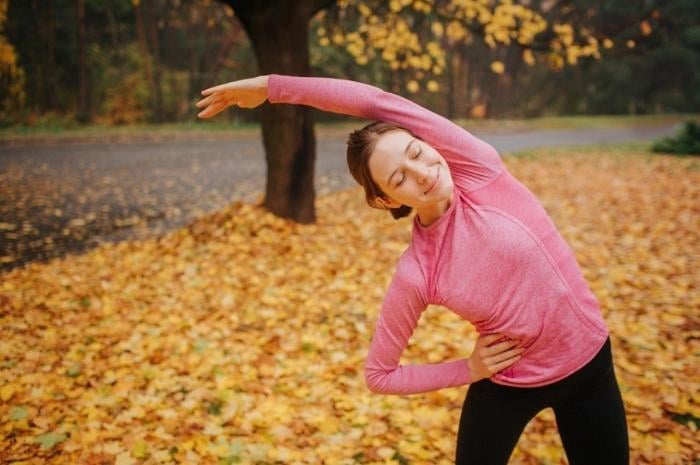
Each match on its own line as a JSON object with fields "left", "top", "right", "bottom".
{"left": 267, "top": 73, "right": 610, "bottom": 395}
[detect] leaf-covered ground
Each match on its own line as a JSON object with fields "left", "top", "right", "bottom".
{"left": 1, "top": 145, "right": 698, "bottom": 465}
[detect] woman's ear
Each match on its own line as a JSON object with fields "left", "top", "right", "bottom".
{"left": 376, "top": 195, "right": 402, "bottom": 209}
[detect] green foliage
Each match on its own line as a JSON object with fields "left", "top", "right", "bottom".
{"left": 508, "top": 0, "right": 700, "bottom": 117}
{"left": 34, "top": 431, "right": 67, "bottom": 450}
{"left": 651, "top": 121, "right": 700, "bottom": 155}
{"left": 4, "top": 0, "right": 700, "bottom": 125}
{"left": 92, "top": 43, "right": 150, "bottom": 125}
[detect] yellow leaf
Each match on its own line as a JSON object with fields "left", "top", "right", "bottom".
{"left": 490, "top": 61, "right": 505, "bottom": 74}
{"left": 132, "top": 441, "right": 149, "bottom": 459}
{"left": 1, "top": 384, "right": 16, "bottom": 401}
{"left": 377, "top": 447, "right": 396, "bottom": 459}
{"left": 115, "top": 452, "right": 137, "bottom": 465}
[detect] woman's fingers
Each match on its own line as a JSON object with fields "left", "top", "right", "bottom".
{"left": 488, "top": 347, "right": 524, "bottom": 364}
{"left": 198, "top": 100, "right": 226, "bottom": 118}
{"left": 201, "top": 80, "right": 246, "bottom": 96}
{"left": 490, "top": 354, "right": 522, "bottom": 373}
{"left": 196, "top": 94, "right": 218, "bottom": 108}
{"left": 201, "top": 84, "right": 230, "bottom": 96}
{"left": 481, "top": 333, "right": 504, "bottom": 346}
{"left": 484, "top": 339, "right": 520, "bottom": 355}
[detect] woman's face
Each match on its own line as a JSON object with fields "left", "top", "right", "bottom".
{"left": 367, "top": 129, "right": 454, "bottom": 210}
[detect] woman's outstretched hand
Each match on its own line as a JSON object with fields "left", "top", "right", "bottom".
{"left": 196, "top": 75, "right": 269, "bottom": 118}
{"left": 468, "top": 333, "right": 524, "bottom": 382}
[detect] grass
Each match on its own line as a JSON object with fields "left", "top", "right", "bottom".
{"left": 506, "top": 141, "right": 655, "bottom": 158}
{"left": 1, "top": 113, "right": 696, "bottom": 143}
{"left": 454, "top": 113, "right": 695, "bottom": 133}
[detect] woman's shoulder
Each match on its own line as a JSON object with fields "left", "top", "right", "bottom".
{"left": 392, "top": 244, "right": 428, "bottom": 285}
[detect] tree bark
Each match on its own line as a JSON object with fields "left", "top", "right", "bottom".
{"left": 209, "top": 25, "right": 245, "bottom": 86}
{"left": 145, "top": 0, "right": 164, "bottom": 122}
{"left": 76, "top": 0, "right": 88, "bottom": 121}
{"left": 224, "top": 0, "right": 336, "bottom": 223}
{"left": 134, "top": 1, "right": 157, "bottom": 122}
{"left": 47, "top": 0, "right": 56, "bottom": 111}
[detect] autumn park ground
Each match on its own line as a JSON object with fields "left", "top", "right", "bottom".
{"left": 1, "top": 134, "right": 699, "bottom": 464}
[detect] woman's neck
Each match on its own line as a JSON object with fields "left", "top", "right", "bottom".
{"left": 417, "top": 189, "right": 454, "bottom": 227}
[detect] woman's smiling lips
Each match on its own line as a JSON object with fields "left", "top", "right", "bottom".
{"left": 424, "top": 167, "right": 440, "bottom": 194}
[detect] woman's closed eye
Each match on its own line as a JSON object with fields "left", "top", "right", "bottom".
{"left": 396, "top": 146, "right": 422, "bottom": 187}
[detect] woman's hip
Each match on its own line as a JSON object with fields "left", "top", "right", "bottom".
{"left": 466, "top": 336, "right": 615, "bottom": 404}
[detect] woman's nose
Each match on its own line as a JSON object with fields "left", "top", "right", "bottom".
{"left": 411, "top": 164, "right": 429, "bottom": 184}
{"left": 419, "top": 169, "right": 431, "bottom": 185}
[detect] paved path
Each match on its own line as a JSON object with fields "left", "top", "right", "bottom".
{"left": 0, "top": 123, "right": 683, "bottom": 273}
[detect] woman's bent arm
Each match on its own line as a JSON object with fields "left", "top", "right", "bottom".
{"left": 364, "top": 258, "right": 473, "bottom": 395}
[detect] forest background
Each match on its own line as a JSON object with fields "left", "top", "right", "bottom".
{"left": 1, "top": 0, "right": 699, "bottom": 129}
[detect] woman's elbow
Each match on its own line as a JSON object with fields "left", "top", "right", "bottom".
{"left": 364, "top": 367, "right": 392, "bottom": 394}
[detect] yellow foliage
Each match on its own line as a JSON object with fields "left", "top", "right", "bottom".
{"left": 470, "top": 103, "right": 486, "bottom": 118}
{"left": 358, "top": 3, "right": 372, "bottom": 17}
{"left": 332, "top": 33, "right": 345, "bottom": 45}
{"left": 523, "top": 49, "right": 535, "bottom": 65}
{"left": 426, "top": 80, "right": 439, "bottom": 92}
{"left": 446, "top": 20, "right": 466, "bottom": 41}
{"left": 490, "top": 60, "right": 505, "bottom": 74}
{"left": 431, "top": 21, "right": 444, "bottom": 38}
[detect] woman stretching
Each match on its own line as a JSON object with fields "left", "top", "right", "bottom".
{"left": 195, "top": 74, "right": 630, "bottom": 465}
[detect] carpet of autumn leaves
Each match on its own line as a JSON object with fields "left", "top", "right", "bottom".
{"left": 1, "top": 145, "right": 698, "bottom": 465}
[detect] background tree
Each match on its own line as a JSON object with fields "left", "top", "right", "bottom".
{"left": 0, "top": 0, "right": 24, "bottom": 124}
{"left": 220, "top": 0, "right": 608, "bottom": 222}
{"left": 4, "top": 0, "right": 252, "bottom": 125}
{"left": 3, "top": 0, "right": 694, "bottom": 221}
{"left": 222, "top": 0, "right": 335, "bottom": 224}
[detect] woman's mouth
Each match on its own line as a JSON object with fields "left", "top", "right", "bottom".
{"left": 425, "top": 167, "right": 440, "bottom": 194}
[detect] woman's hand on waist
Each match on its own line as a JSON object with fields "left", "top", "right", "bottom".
{"left": 468, "top": 333, "right": 524, "bottom": 382}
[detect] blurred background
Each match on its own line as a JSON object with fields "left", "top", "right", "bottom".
{"left": 1, "top": 0, "right": 698, "bottom": 128}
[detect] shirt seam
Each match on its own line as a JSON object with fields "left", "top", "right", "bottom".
{"left": 421, "top": 166, "right": 507, "bottom": 303}
{"left": 461, "top": 166, "right": 508, "bottom": 196}
{"left": 472, "top": 204, "right": 607, "bottom": 337}
{"left": 399, "top": 249, "right": 431, "bottom": 309}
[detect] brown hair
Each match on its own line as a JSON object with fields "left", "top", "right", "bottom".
{"left": 346, "top": 121, "right": 415, "bottom": 220}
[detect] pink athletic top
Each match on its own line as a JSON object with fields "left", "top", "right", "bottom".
{"left": 267, "top": 73, "right": 610, "bottom": 395}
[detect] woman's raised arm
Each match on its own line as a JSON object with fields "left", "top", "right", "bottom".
{"left": 197, "top": 73, "right": 505, "bottom": 193}
{"left": 266, "top": 73, "right": 505, "bottom": 193}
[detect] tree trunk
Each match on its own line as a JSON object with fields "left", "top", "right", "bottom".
{"left": 76, "top": 0, "right": 88, "bottom": 121}
{"left": 446, "top": 42, "right": 459, "bottom": 120}
{"left": 146, "top": 0, "right": 164, "bottom": 123}
{"left": 134, "top": 1, "right": 156, "bottom": 122}
{"left": 47, "top": 0, "right": 56, "bottom": 111}
{"left": 226, "top": 0, "right": 333, "bottom": 223}
{"left": 209, "top": 25, "right": 245, "bottom": 87}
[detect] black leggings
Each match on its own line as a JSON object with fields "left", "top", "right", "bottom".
{"left": 455, "top": 336, "right": 629, "bottom": 465}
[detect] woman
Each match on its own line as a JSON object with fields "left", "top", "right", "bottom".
{"left": 196, "top": 74, "right": 630, "bottom": 465}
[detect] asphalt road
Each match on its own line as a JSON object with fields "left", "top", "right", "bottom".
{"left": 0, "top": 122, "right": 683, "bottom": 273}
